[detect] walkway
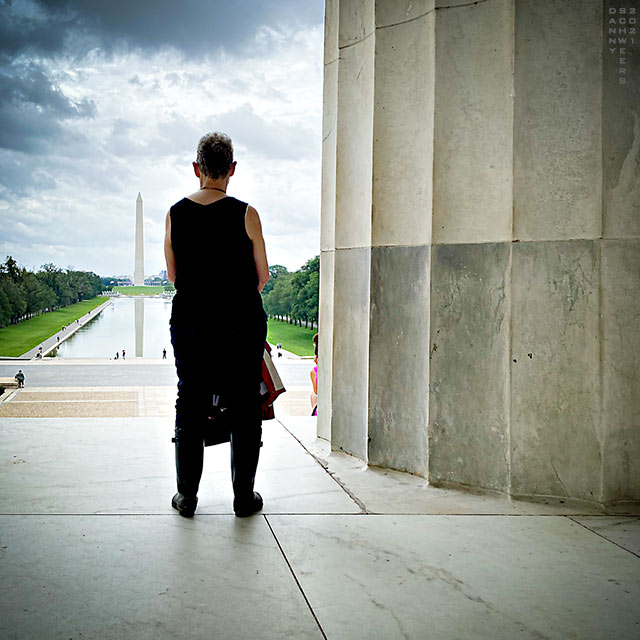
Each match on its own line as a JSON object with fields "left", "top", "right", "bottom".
{"left": 0, "top": 361, "right": 638, "bottom": 639}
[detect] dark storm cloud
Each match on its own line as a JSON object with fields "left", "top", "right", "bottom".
{"left": 0, "top": 0, "right": 322, "bottom": 156}
{"left": 2, "top": 0, "right": 323, "bottom": 59}
{"left": 0, "top": 62, "right": 96, "bottom": 152}
{"left": 0, "top": 0, "right": 70, "bottom": 59}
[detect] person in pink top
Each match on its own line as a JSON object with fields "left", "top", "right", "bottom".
{"left": 310, "top": 333, "right": 318, "bottom": 416}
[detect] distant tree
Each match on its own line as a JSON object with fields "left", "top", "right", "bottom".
{"left": 261, "top": 264, "right": 289, "bottom": 296}
{"left": 261, "top": 257, "right": 318, "bottom": 326}
{"left": 66, "top": 270, "right": 101, "bottom": 301}
{"left": 0, "top": 285, "right": 11, "bottom": 327}
{"left": 300, "top": 270, "right": 319, "bottom": 326}
{"left": 263, "top": 273, "right": 294, "bottom": 320}
{"left": 22, "top": 272, "right": 56, "bottom": 316}
{"left": 37, "top": 264, "right": 63, "bottom": 308}
{"left": 101, "top": 277, "right": 115, "bottom": 291}
{"left": 1, "top": 256, "right": 21, "bottom": 282}
{"left": 0, "top": 276, "right": 27, "bottom": 323}
{"left": 0, "top": 257, "right": 102, "bottom": 326}
{"left": 290, "top": 256, "right": 319, "bottom": 327}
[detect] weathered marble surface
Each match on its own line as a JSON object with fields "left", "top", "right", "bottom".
{"left": 368, "top": 245, "right": 430, "bottom": 476}
{"left": 320, "top": 0, "right": 640, "bottom": 510}
{"left": 282, "top": 415, "right": 604, "bottom": 516}
{"left": 602, "top": 0, "right": 640, "bottom": 238}
{"left": 429, "top": 243, "right": 510, "bottom": 492}
{"left": 570, "top": 516, "right": 640, "bottom": 556}
{"left": 513, "top": 0, "right": 602, "bottom": 241}
{"left": 510, "top": 240, "right": 601, "bottom": 502}
{"left": 0, "top": 417, "right": 359, "bottom": 515}
{"left": 338, "top": 0, "right": 373, "bottom": 48}
{"left": 601, "top": 239, "right": 640, "bottom": 504}
{"left": 321, "top": 0, "right": 338, "bottom": 253}
{"left": 372, "top": 0, "right": 433, "bottom": 247}
{"left": 317, "top": 249, "right": 335, "bottom": 440}
{"left": 2, "top": 396, "right": 637, "bottom": 639}
{"left": 335, "top": 0, "right": 374, "bottom": 250}
{"left": 0, "top": 515, "right": 324, "bottom": 640}
{"left": 376, "top": 0, "right": 433, "bottom": 28}
{"left": 331, "top": 247, "right": 371, "bottom": 460}
{"left": 269, "top": 514, "right": 640, "bottom": 639}
{"left": 433, "top": 0, "right": 513, "bottom": 244}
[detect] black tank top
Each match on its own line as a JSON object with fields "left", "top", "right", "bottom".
{"left": 169, "top": 196, "right": 263, "bottom": 327}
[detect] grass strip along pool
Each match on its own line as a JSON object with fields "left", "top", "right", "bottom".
{"left": 0, "top": 297, "right": 106, "bottom": 357}
{"left": 266, "top": 319, "right": 316, "bottom": 357}
{"left": 112, "top": 286, "right": 165, "bottom": 295}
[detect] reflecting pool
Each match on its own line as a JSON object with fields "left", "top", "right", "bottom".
{"left": 55, "top": 297, "right": 173, "bottom": 359}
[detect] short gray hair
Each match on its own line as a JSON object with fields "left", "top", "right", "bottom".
{"left": 196, "top": 132, "right": 234, "bottom": 179}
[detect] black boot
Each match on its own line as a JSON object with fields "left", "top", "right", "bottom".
{"left": 173, "top": 425, "right": 204, "bottom": 516}
{"left": 230, "top": 425, "right": 263, "bottom": 517}
{"left": 172, "top": 492, "right": 198, "bottom": 517}
{"left": 233, "top": 492, "right": 263, "bottom": 518}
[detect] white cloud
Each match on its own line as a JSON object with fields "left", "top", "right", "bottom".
{"left": 0, "top": 22, "right": 323, "bottom": 275}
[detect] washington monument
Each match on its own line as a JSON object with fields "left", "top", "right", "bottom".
{"left": 134, "top": 192, "right": 144, "bottom": 286}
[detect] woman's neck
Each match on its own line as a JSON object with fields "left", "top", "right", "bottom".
{"left": 200, "top": 177, "right": 227, "bottom": 192}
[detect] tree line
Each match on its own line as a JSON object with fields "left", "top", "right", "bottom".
{"left": 262, "top": 256, "right": 319, "bottom": 328}
{"left": 0, "top": 256, "right": 103, "bottom": 328}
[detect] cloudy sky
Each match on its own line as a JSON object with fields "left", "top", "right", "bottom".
{"left": 0, "top": 0, "right": 324, "bottom": 277}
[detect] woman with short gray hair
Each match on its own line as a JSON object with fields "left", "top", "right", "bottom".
{"left": 164, "top": 131, "right": 269, "bottom": 517}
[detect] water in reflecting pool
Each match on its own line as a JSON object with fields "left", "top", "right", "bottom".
{"left": 55, "top": 297, "right": 172, "bottom": 359}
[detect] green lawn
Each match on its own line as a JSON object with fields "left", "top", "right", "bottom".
{"left": 113, "top": 286, "right": 164, "bottom": 295}
{"left": 0, "top": 297, "right": 107, "bottom": 357}
{"left": 267, "top": 319, "right": 316, "bottom": 356}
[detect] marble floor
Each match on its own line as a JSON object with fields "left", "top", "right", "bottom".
{"left": 0, "top": 376, "right": 639, "bottom": 638}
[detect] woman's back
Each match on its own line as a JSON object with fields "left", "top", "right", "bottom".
{"left": 169, "top": 196, "right": 261, "bottom": 326}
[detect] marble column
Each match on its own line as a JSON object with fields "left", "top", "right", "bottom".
{"left": 367, "top": 1, "right": 434, "bottom": 476}
{"left": 429, "top": 0, "right": 514, "bottom": 492}
{"left": 318, "top": 0, "right": 339, "bottom": 441}
{"left": 330, "top": 0, "right": 375, "bottom": 459}
{"left": 509, "top": 0, "right": 603, "bottom": 503}
{"left": 599, "top": 0, "right": 640, "bottom": 508}
{"left": 322, "top": 0, "right": 640, "bottom": 510}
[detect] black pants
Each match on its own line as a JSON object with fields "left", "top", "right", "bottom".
{"left": 170, "top": 318, "right": 266, "bottom": 501}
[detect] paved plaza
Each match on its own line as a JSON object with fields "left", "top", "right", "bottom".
{"left": 0, "top": 360, "right": 638, "bottom": 639}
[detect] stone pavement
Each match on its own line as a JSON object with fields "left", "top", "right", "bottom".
{"left": 0, "top": 361, "right": 638, "bottom": 639}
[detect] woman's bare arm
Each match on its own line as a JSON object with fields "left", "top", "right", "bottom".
{"left": 164, "top": 211, "right": 176, "bottom": 284}
{"left": 245, "top": 205, "right": 269, "bottom": 292}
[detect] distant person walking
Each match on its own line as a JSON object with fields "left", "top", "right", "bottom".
{"left": 162, "top": 348, "right": 167, "bottom": 359}
{"left": 14, "top": 370, "right": 25, "bottom": 388}
{"left": 122, "top": 349, "right": 126, "bottom": 360}
{"left": 165, "top": 131, "right": 269, "bottom": 518}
